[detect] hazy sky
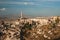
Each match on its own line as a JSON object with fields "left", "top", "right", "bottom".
{"left": 0, "top": 0, "right": 60, "bottom": 17}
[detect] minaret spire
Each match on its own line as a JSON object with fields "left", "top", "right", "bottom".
{"left": 21, "top": 11, "right": 23, "bottom": 18}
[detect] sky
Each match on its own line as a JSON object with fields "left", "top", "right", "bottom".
{"left": 0, "top": 0, "right": 60, "bottom": 17}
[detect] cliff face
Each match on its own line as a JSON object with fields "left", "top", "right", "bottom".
{"left": 0, "top": 16, "right": 60, "bottom": 40}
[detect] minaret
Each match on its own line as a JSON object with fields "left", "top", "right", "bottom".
{"left": 21, "top": 11, "right": 23, "bottom": 19}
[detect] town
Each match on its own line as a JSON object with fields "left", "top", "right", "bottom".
{"left": 0, "top": 12, "right": 60, "bottom": 40}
